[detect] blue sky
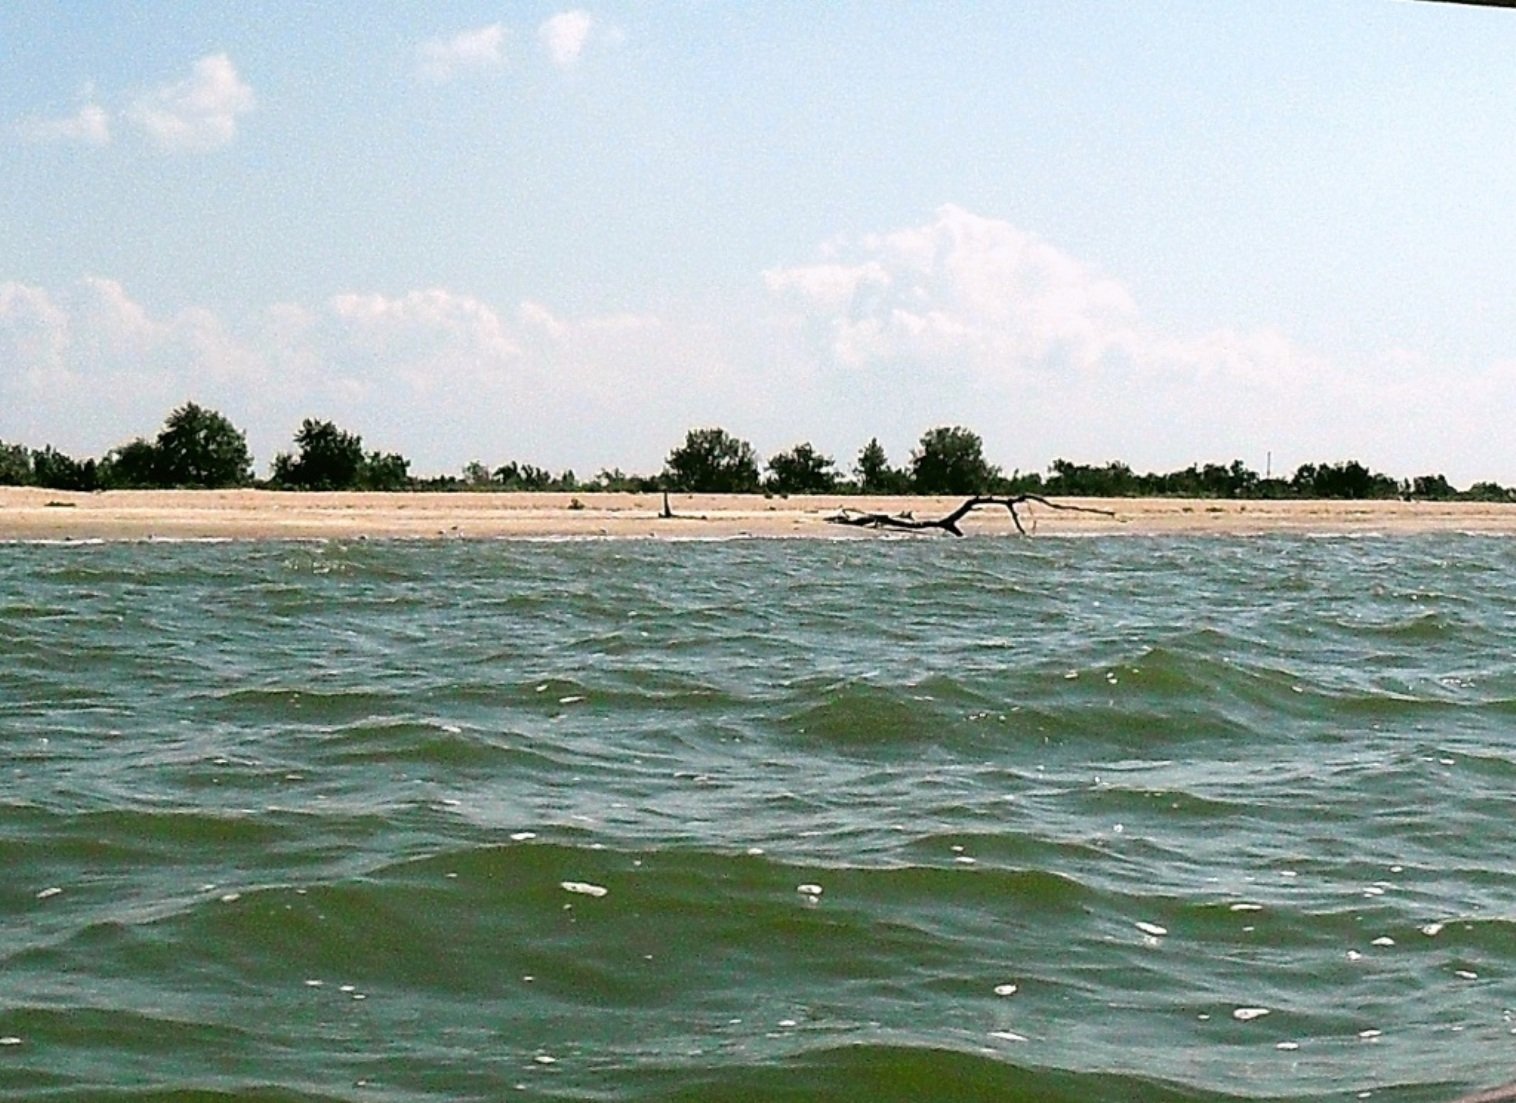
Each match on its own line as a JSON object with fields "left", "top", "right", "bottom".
{"left": 4, "top": 2, "right": 1515, "bottom": 483}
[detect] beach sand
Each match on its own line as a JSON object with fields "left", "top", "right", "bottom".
{"left": 3, "top": 487, "right": 1516, "bottom": 541}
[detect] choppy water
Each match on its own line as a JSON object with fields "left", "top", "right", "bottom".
{"left": 4, "top": 535, "right": 1516, "bottom": 1102}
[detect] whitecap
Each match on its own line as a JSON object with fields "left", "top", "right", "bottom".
{"left": 560, "top": 881, "right": 608, "bottom": 898}
{"left": 1233, "top": 1007, "right": 1270, "bottom": 1021}
{"left": 1135, "top": 921, "right": 1168, "bottom": 937}
{"left": 993, "top": 983, "right": 1018, "bottom": 996}
{"left": 989, "top": 1030, "right": 1027, "bottom": 1042}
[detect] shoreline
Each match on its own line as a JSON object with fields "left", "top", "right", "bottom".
{"left": 4, "top": 487, "right": 1516, "bottom": 541}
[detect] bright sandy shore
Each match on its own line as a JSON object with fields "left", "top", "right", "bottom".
{"left": 4, "top": 487, "right": 1516, "bottom": 541}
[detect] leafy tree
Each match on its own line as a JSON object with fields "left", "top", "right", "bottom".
{"left": 590, "top": 467, "right": 661, "bottom": 493}
{"left": 854, "top": 438, "right": 909, "bottom": 493}
{"left": 910, "top": 426, "right": 998, "bottom": 495}
{"left": 272, "top": 419, "right": 367, "bottom": 490}
{"left": 32, "top": 446, "right": 96, "bottom": 491}
{"left": 1290, "top": 460, "right": 1398, "bottom": 500}
{"left": 662, "top": 427, "right": 761, "bottom": 493}
{"left": 1410, "top": 474, "right": 1454, "bottom": 500}
{"left": 765, "top": 442, "right": 839, "bottom": 494}
{"left": 1465, "top": 481, "right": 1514, "bottom": 503}
{"left": 152, "top": 402, "right": 253, "bottom": 488}
{"left": 0, "top": 441, "right": 32, "bottom": 485}
{"left": 362, "top": 451, "right": 411, "bottom": 491}
{"left": 101, "top": 439, "right": 161, "bottom": 488}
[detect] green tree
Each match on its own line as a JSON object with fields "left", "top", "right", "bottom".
{"left": 32, "top": 446, "right": 96, "bottom": 491}
{"left": 854, "top": 438, "right": 909, "bottom": 493}
{"left": 765, "top": 442, "right": 839, "bottom": 494}
{"left": 662, "top": 427, "right": 761, "bottom": 493}
{"left": 152, "top": 402, "right": 253, "bottom": 487}
{"left": 0, "top": 441, "right": 32, "bottom": 485}
{"left": 362, "top": 451, "right": 412, "bottom": 491}
{"left": 101, "top": 438, "right": 161, "bottom": 488}
{"left": 1410, "top": 473, "right": 1454, "bottom": 500}
{"left": 910, "top": 426, "right": 998, "bottom": 495}
{"left": 272, "top": 419, "right": 367, "bottom": 489}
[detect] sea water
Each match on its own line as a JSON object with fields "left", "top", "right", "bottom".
{"left": 3, "top": 535, "right": 1515, "bottom": 1101}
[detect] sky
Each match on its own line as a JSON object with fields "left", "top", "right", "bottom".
{"left": 3, "top": 1, "right": 1515, "bottom": 485}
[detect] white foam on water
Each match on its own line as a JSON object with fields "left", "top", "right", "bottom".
{"left": 1229, "top": 903, "right": 1262, "bottom": 912}
{"left": 1347, "top": 950, "right": 1363, "bottom": 961}
{"left": 1371, "top": 937, "right": 1395, "bottom": 947}
{"left": 1232, "top": 1007, "right": 1270, "bottom": 1021}
{"left": 35, "top": 887, "right": 62, "bottom": 900}
{"left": 796, "top": 883, "right": 823, "bottom": 896}
{"left": 534, "top": 1054, "right": 557, "bottom": 1065}
{"left": 219, "top": 892, "right": 241, "bottom": 903}
{"left": 1135, "top": 921, "right": 1168, "bottom": 937}
{"left": 1456, "top": 969, "right": 1479, "bottom": 979}
{"left": 510, "top": 831, "right": 537, "bottom": 841}
{"left": 994, "top": 984, "right": 1018, "bottom": 996}
{"left": 560, "top": 881, "right": 608, "bottom": 897}
{"left": 989, "top": 1030, "right": 1027, "bottom": 1042}
{"left": 0, "top": 1037, "right": 21, "bottom": 1046}
{"left": 340, "top": 985, "right": 356, "bottom": 993}
{"left": 558, "top": 696, "right": 585, "bottom": 705}
{"left": 1421, "top": 922, "right": 1445, "bottom": 936}
{"left": 1358, "top": 1029, "right": 1383, "bottom": 1040}
{"left": 1276, "top": 1041, "right": 1300, "bottom": 1051}
{"left": 305, "top": 979, "right": 323, "bottom": 987}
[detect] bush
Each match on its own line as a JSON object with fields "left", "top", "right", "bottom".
{"left": 152, "top": 402, "right": 253, "bottom": 488}
{"left": 854, "top": 438, "right": 910, "bottom": 493}
{"left": 765, "top": 442, "right": 838, "bottom": 494}
{"left": 663, "top": 428, "right": 761, "bottom": 493}
{"left": 910, "top": 426, "right": 998, "bottom": 495}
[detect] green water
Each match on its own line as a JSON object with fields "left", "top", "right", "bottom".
{"left": 3, "top": 536, "right": 1515, "bottom": 1101}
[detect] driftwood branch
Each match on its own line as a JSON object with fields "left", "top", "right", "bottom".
{"left": 826, "top": 494, "right": 1115, "bottom": 537}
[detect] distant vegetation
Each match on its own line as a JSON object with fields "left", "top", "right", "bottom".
{"left": 2, "top": 402, "right": 1514, "bottom": 502}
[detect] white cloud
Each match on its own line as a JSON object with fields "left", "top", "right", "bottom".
{"left": 539, "top": 11, "right": 595, "bottom": 69}
{"left": 766, "top": 204, "right": 1141, "bottom": 377}
{"left": 16, "top": 100, "right": 110, "bottom": 146}
{"left": 328, "top": 289, "right": 523, "bottom": 394}
{"left": 417, "top": 23, "right": 507, "bottom": 82}
{"left": 127, "top": 53, "right": 254, "bottom": 152}
{"left": 760, "top": 205, "right": 1516, "bottom": 479}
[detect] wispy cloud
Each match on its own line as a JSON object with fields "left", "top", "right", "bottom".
{"left": 15, "top": 91, "right": 111, "bottom": 147}
{"left": 539, "top": 11, "right": 595, "bottom": 69}
{"left": 416, "top": 23, "right": 507, "bottom": 82}
{"left": 126, "top": 53, "right": 254, "bottom": 152}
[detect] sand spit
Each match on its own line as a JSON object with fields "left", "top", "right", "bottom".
{"left": 2, "top": 488, "right": 1515, "bottom": 542}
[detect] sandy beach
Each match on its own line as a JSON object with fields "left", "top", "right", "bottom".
{"left": 3, "top": 487, "right": 1516, "bottom": 541}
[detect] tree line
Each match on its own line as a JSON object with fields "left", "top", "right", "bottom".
{"left": 1, "top": 402, "right": 1513, "bottom": 502}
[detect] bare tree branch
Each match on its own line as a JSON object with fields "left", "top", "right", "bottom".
{"left": 826, "top": 494, "right": 1115, "bottom": 536}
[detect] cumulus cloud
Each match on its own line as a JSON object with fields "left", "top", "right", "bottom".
{"left": 417, "top": 23, "right": 507, "bottom": 82}
{"left": 761, "top": 205, "right": 1516, "bottom": 476}
{"left": 127, "top": 53, "right": 255, "bottom": 152}
{"left": 766, "top": 204, "right": 1142, "bottom": 377}
{"left": 15, "top": 98, "right": 110, "bottom": 146}
{"left": 539, "top": 11, "right": 595, "bottom": 69}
